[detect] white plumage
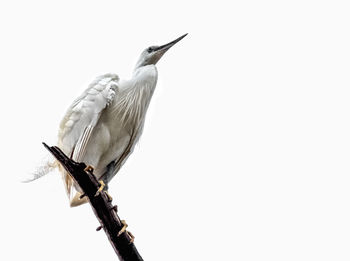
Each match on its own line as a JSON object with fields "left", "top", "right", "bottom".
{"left": 58, "top": 67, "right": 157, "bottom": 206}
{"left": 52, "top": 34, "right": 187, "bottom": 206}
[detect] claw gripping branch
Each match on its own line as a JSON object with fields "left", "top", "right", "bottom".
{"left": 43, "top": 143, "right": 143, "bottom": 261}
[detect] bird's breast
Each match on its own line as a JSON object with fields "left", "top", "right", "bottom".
{"left": 91, "top": 68, "right": 158, "bottom": 178}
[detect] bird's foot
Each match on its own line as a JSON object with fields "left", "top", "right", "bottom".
{"left": 104, "top": 191, "right": 113, "bottom": 202}
{"left": 84, "top": 165, "right": 94, "bottom": 173}
{"left": 127, "top": 231, "right": 135, "bottom": 244}
{"left": 70, "top": 192, "right": 89, "bottom": 207}
{"left": 95, "top": 180, "right": 105, "bottom": 196}
{"left": 117, "top": 220, "right": 128, "bottom": 236}
{"left": 117, "top": 220, "right": 134, "bottom": 244}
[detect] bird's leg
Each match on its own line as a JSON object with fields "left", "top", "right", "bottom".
{"left": 117, "top": 220, "right": 128, "bottom": 236}
{"left": 95, "top": 180, "right": 105, "bottom": 196}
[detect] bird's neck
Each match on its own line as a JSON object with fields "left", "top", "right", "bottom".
{"left": 112, "top": 65, "right": 158, "bottom": 127}
{"left": 131, "top": 64, "right": 158, "bottom": 108}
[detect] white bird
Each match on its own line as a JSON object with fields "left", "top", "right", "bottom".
{"left": 33, "top": 34, "right": 187, "bottom": 207}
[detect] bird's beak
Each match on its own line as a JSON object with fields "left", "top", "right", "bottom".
{"left": 146, "top": 33, "right": 187, "bottom": 65}
{"left": 154, "top": 33, "right": 188, "bottom": 52}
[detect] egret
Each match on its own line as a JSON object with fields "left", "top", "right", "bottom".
{"left": 33, "top": 34, "right": 187, "bottom": 207}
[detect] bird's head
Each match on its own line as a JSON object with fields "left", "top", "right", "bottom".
{"left": 135, "top": 33, "right": 187, "bottom": 69}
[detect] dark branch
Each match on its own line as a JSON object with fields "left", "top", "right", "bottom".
{"left": 43, "top": 143, "right": 143, "bottom": 261}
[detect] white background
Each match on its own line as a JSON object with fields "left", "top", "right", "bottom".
{"left": 1, "top": 0, "right": 350, "bottom": 260}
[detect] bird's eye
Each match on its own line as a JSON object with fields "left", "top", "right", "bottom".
{"left": 147, "top": 47, "right": 153, "bottom": 53}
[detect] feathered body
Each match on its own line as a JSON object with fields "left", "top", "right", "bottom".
{"left": 27, "top": 34, "right": 187, "bottom": 206}
{"left": 58, "top": 65, "right": 157, "bottom": 206}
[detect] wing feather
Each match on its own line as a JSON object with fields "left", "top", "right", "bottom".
{"left": 57, "top": 74, "right": 119, "bottom": 198}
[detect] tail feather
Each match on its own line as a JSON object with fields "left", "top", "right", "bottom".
{"left": 23, "top": 154, "right": 88, "bottom": 207}
{"left": 22, "top": 157, "right": 57, "bottom": 183}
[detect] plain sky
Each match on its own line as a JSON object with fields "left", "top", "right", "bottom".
{"left": 1, "top": 0, "right": 350, "bottom": 260}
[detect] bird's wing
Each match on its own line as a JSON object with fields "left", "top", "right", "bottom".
{"left": 58, "top": 73, "right": 119, "bottom": 197}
